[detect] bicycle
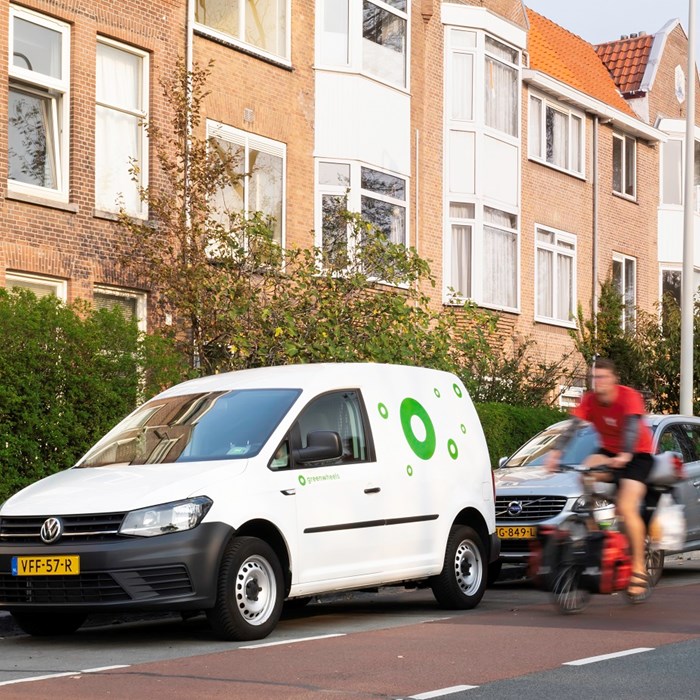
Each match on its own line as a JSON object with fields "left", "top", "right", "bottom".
{"left": 532, "top": 463, "right": 661, "bottom": 614}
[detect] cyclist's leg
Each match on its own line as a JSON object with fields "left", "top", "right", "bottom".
{"left": 617, "top": 477, "right": 648, "bottom": 593}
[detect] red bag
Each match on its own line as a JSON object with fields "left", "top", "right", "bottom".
{"left": 582, "top": 530, "right": 631, "bottom": 594}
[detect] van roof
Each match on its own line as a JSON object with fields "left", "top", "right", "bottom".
{"left": 157, "top": 362, "right": 458, "bottom": 398}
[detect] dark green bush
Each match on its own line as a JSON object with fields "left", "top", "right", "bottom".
{"left": 0, "top": 289, "right": 183, "bottom": 503}
{"left": 476, "top": 402, "right": 566, "bottom": 468}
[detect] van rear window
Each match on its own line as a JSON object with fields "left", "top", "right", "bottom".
{"left": 76, "top": 389, "right": 301, "bottom": 467}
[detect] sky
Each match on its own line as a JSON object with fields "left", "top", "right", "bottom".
{"left": 525, "top": 0, "right": 697, "bottom": 56}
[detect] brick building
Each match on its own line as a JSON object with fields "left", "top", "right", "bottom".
{"left": 0, "top": 1, "right": 695, "bottom": 402}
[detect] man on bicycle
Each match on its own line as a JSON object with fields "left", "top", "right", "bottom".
{"left": 547, "top": 358, "right": 654, "bottom": 602}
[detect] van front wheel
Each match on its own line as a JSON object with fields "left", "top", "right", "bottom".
{"left": 431, "top": 525, "right": 486, "bottom": 609}
{"left": 207, "top": 536, "right": 284, "bottom": 641}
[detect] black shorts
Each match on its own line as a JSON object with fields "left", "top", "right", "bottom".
{"left": 598, "top": 449, "right": 653, "bottom": 484}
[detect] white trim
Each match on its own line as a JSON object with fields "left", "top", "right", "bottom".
{"left": 523, "top": 69, "right": 665, "bottom": 143}
{"left": 534, "top": 224, "right": 577, "bottom": 328}
{"left": 612, "top": 132, "right": 637, "bottom": 199}
{"left": 6, "top": 271, "right": 67, "bottom": 301}
{"left": 640, "top": 19, "right": 683, "bottom": 93}
{"left": 613, "top": 251, "right": 637, "bottom": 330}
{"left": 441, "top": 4, "right": 527, "bottom": 50}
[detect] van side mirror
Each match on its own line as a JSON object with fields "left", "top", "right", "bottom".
{"left": 497, "top": 457, "right": 508, "bottom": 468}
{"left": 294, "top": 431, "right": 342, "bottom": 464}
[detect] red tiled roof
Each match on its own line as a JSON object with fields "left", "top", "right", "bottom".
{"left": 595, "top": 34, "right": 654, "bottom": 95}
{"left": 526, "top": 8, "right": 636, "bottom": 117}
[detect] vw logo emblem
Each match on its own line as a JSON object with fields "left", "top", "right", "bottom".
{"left": 40, "top": 517, "right": 63, "bottom": 544}
{"left": 507, "top": 501, "right": 523, "bottom": 516}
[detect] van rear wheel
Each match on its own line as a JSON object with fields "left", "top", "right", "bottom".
{"left": 207, "top": 536, "right": 284, "bottom": 641}
{"left": 431, "top": 525, "right": 486, "bottom": 609}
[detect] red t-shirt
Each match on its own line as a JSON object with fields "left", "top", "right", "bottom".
{"left": 572, "top": 385, "right": 653, "bottom": 454}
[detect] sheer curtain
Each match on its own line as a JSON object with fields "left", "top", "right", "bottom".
{"left": 452, "top": 52, "right": 474, "bottom": 121}
{"left": 484, "top": 224, "right": 516, "bottom": 307}
{"left": 485, "top": 57, "right": 517, "bottom": 136}
{"left": 95, "top": 43, "right": 142, "bottom": 214}
{"left": 537, "top": 248, "right": 553, "bottom": 317}
{"left": 557, "top": 253, "right": 572, "bottom": 321}
{"left": 451, "top": 224, "right": 472, "bottom": 297}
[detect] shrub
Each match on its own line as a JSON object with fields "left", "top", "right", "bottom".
{"left": 0, "top": 289, "right": 183, "bottom": 502}
{"left": 475, "top": 402, "right": 566, "bottom": 468}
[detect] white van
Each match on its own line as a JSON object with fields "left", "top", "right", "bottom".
{"left": 0, "top": 363, "right": 497, "bottom": 640}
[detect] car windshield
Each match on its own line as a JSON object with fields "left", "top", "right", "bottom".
{"left": 76, "top": 389, "right": 301, "bottom": 468}
{"left": 501, "top": 420, "right": 600, "bottom": 468}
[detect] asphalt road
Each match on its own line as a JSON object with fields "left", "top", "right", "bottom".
{"left": 0, "top": 554, "right": 698, "bottom": 699}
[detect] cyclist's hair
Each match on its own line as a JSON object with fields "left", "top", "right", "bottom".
{"left": 592, "top": 357, "right": 617, "bottom": 375}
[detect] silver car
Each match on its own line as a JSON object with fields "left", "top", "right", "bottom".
{"left": 493, "top": 415, "right": 700, "bottom": 579}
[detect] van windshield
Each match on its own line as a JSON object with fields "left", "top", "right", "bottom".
{"left": 76, "top": 389, "right": 301, "bottom": 468}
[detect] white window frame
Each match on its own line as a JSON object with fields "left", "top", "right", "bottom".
{"left": 93, "top": 285, "right": 147, "bottom": 331}
{"left": 559, "top": 384, "right": 584, "bottom": 409}
{"left": 446, "top": 200, "right": 476, "bottom": 300}
{"left": 534, "top": 225, "right": 577, "bottom": 328}
{"left": 316, "top": 0, "right": 410, "bottom": 90}
{"left": 207, "top": 121, "right": 287, "bottom": 248}
{"left": 612, "top": 252, "right": 636, "bottom": 330}
{"left": 528, "top": 91, "right": 585, "bottom": 178}
{"left": 484, "top": 35, "right": 519, "bottom": 138}
{"left": 194, "top": 0, "right": 292, "bottom": 66}
{"left": 6, "top": 271, "right": 67, "bottom": 301}
{"left": 8, "top": 5, "right": 70, "bottom": 202}
{"left": 612, "top": 132, "right": 636, "bottom": 199}
{"left": 480, "top": 205, "right": 519, "bottom": 312}
{"left": 315, "top": 159, "right": 409, "bottom": 261}
{"left": 95, "top": 38, "right": 149, "bottom": 218}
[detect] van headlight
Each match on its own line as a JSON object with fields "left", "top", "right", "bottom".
{"left": 119, "top": 497, "right": 213, "bottom": 537}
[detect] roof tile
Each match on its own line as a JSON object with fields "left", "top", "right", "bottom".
{"left": 595, "top": 34, "right": 654, "bottom": 95}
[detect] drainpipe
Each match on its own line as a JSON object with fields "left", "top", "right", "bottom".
{"left": 592, "top": 115, "right": 599, "bottom": 334}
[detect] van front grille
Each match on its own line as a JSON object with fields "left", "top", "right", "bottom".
{"left": 0, "top": 514, "right": 126, "bottom": 543}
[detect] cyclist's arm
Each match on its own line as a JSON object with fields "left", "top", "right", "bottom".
{"left": 611, "top": 413, "right": 641, "bottom": 467}
{"left": 546, "top": 416, "right": 584, "bottom": 470}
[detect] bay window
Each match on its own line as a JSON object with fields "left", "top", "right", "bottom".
{"left": 484, "top": 37, "right": 518, "bottom": 137}
{"left": 483, "top": 207, "right": 518, "bottom": 309}
{"left": 362, "top": 0, "right": 407, "bottom": 87}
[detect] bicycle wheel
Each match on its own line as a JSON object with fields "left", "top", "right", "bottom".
{"left": 645, "top": 538, "right": 664, "bottom": 587}
{"left": 550, "top": 525, "right": 590, "bottom": 614}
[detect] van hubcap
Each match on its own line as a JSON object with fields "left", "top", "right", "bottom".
{"left": 235, "top": 555, "right": 277, "bottom": 625}
{"left": 454, "top": 539, "right": 481, "bottom": 595}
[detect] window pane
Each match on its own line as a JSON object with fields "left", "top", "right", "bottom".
{"left": 195, "top": 0, "right": 240, "bottom": 38}
{"left": 210, "top": 137, "right": 245, "bottom": 223}
{"left": 95, "top": 106, "right": 140, "bottom": 212}
{"left": 571, "top": 115, "right": 582, "bottom": 172}
{"left": 245, "top": 0, "right": 287, "bottom": 56}
{"left": 537, "top": 247, "right": 553, "bottom": 317}
{"left": 361, "top": 167, "right": 405, "bottom": 200}
{"left": 529, "top": 96, "right": 542, "bottom": 158}
{"left": 537, "top": 229, "right": 554, "bottom": 244}
{"left": 8, "top": 276, "right": 60, "bottom": 298}
{"left": 451, "top": 224, "right": 471, "bottom": 297}
{"left": 485, "top": 57, "right": 517, "bottom": 136}
{"left": 319, "top": 161, "right": 350, "bottom": 186}
{"left": 362, "top": 1, "right": 406, "bottom": 86}
{"left": 613, "top": 136, "right": 623, "bottom": 193}
{"left": 662, "top": 269, "right": 681, "bottom": 308}
{"left": 663, "top": 139, "right": 682, "bottom": 205}
{"left": 484, "top": 206, "right": 516, "bottom": 229}
{"left": 612, "top": 258, "right": 623, "bottom": 293}
{"left": 625, "top": 136, "right": 636, "bottom": 196}
{"left": 546, "top": 106, "right": 567, "bottom": 168}
{"left": 483, "top": 226, "right": 516, "bottom": 307}
{"left": 13, "top": 16, "right": 62, "bottom": 79}
{"left": 321, "top": 0, "right": 349, "bottom": 65}
{"left": 557, "top": 253, "right": 573, "bottom": 321}
{"left": 94, "top": 292, "right": 138, "bottom": 320}
{"left": 451, "top": 52, "right": 474, "bottom": 121}
{"left": 249, "top": 149, "right": 284, "bottom": 244}
{"left": 8, "top": 87, "right": 57, "bottom": 188}
{"left": 322, "top": 194, "right": 348, "bottom": 264}
{"left": 485, "top": 36, "right": 517, "bottom": 64}
{"left": 96, "top": 43, "right": 140, "bottom": 111}
{"left": 361, "top": 195, "right": 406, "bottom": 245}
{"left": 451, "top": 29, "right": 476, "bottom": 49}
{"left": 449, "top": 202, "right": 475, "bottom": 219}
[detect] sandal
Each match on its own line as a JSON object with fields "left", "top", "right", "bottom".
{"left": 626, "top": 571, "right": 652, "bottom": 604}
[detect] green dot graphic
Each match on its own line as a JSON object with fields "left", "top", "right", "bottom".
{"left": 434, "top": 388, "right": 441, "bottom": 398}
{"left": 400, "top": 398, "right": 436, "bottom": 460}
{"left": 378, "top": 403, "right": 389, "bottom": 419}
{"left": 453, "top": 383, "right": 463, "bottom": 398}
{"left": 448, "top": 439, "right": 459, "bottom": 460}
{"left": 460, "top": 424, "right": 467, "bottom": 434}
{"left": 407, "top": 465, "right": 414, "bottom": 476}
{"left": 298, "top": 475, "right": 306, "bottom": 486}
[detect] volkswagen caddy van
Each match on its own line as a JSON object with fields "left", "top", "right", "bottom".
{"left": 0, "top": 363, "right": 497, "bottom": 641}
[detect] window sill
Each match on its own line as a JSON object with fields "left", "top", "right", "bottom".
{"left": 612, "top": 190, "right": 637, "bottom": 203}
{"left": 443, "top": 297, "right": 520, "bottom": 315}
{"left": 194, "top": 25, "right": 292, "bottom": 71}
{"left": 93, "top": 208, "right": 148, "bottom": 222}
{"left": 534, "top": 315, "right": 576, "bottom": 330}
{"left": 6, "top": 189, "right": 77, "bottom": 213}
{"left": 528, "top": 156, "right": 586, "bottom": 181}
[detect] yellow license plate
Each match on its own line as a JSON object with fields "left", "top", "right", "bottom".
{"left": 11, "top": 556, "right": 80, "bottom": 576}
{"left": 497, "top": 526, "right": 537, "bottom": 540}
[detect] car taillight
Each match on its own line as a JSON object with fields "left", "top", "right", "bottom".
{"left": 672, "top": 453, "right": 685, "bottom": 479}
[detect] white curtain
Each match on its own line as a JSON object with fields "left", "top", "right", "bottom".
{"left": 557, "top": 253, "right": 572, "bottom": 321}
{"left": 483, "top": 226, "right": 516, "bottom": 307}
{"left": 95, "top": 44, "right": 142, "bottom": 214}
{"left": 529, "top": 96, "right": 542, "bottom": 158}
{"left": 537, "top": 248, "right": 553, "bottom": 318}
{"left": 250, "top": 149, "right": 284, "bottom": 244}
{"left": 451, "top": 52, "right": 473, "bottom": 121}
{"left": 485, "top": 57, "right": 517, "bottom": 136}
{"left": 451, "top": 224, "right": 472, "bottom": 297}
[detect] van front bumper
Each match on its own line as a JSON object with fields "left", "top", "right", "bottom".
{"left": 0, "top": 522, "right": 233, "bottom": 613}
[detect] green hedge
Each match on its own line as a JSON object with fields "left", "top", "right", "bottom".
{"left": 0, "top": 289, "right": 183, "bottom": 503}
{"left": 476, "top": 402, "right": 567, "bottom": 468}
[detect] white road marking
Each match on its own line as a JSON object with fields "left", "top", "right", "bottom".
{"left": 240, "top": 632, "right": 346, "bottom": 649}
{"left": 564, "top": 647, "right": 654, "bottom": 666}
{"left": 0, "top": 665, "right": 130, "bottom": 686}
{"left": 408, "top": 685, "right": 479, "bottom": 698}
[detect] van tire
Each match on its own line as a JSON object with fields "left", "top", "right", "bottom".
{"left": 430, "top": 525, "right": 486, "bottom": 609}
{"left": 207, "top": 536, "right": 284, "bottom": 641}
{"left": 11, "top": 611, "right": 86, "bottom": 636}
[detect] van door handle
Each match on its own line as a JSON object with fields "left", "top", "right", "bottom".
{"left": 364, "top": 487, "right": 381, "bottom": 494}
{"left": 281, "top": 489, "right": 296, "bottom": 496}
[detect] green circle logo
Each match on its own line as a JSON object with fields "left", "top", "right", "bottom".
{"left": 460, "top": 424, "right": 467, "bottom": 434}
{"left": 406, "top": 465, "right": 413, "bottom": 476}
{"left": 378, "top": 403, "right": 389, "bottom": 419}
{"left": 453, "top": 383, "right": 463, "bottom": 398}
{"left": 298, "top": 475, "right": 306, "bottom": 486}
{"left": 434, "top": 388, "right": 441, "bottom": 398}
{"left": 400, "top": 398, "right": 436, "bottom": 460}
{"left": 448, "top": 439, "right": 459, "bottom": 460}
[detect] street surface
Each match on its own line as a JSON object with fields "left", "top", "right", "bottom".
{"left": 0, "top": 554, "right": 698, "bottom": 699}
